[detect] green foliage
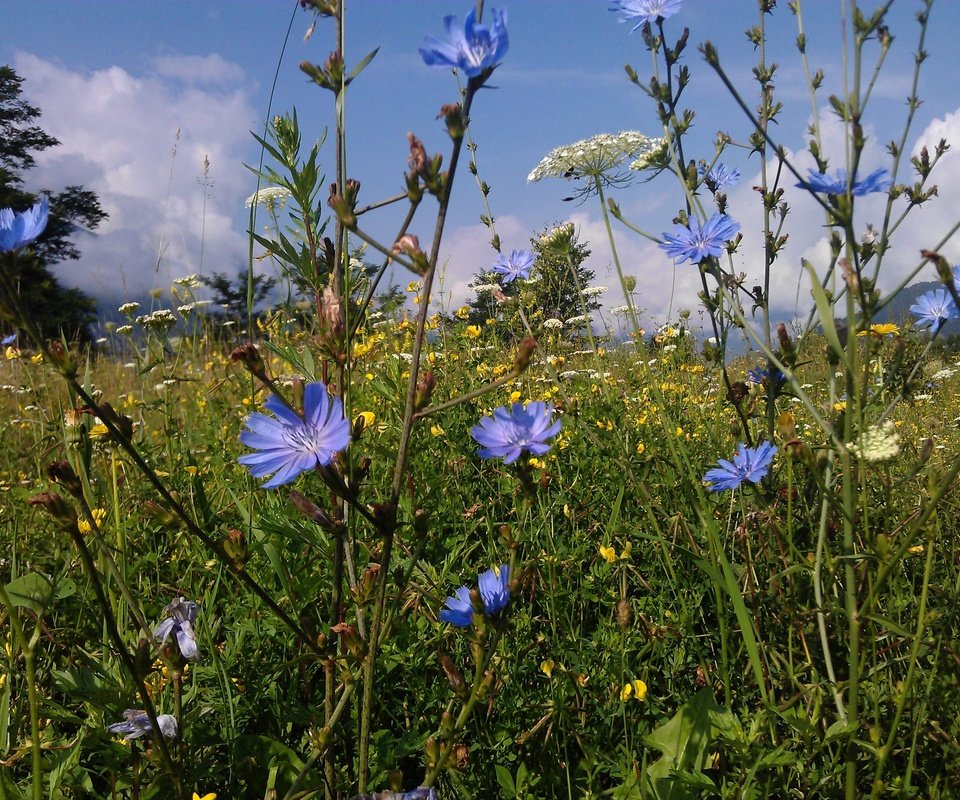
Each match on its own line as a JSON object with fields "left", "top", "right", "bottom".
{"left": 0, "top": 65, "right": 106, "bottom": 343}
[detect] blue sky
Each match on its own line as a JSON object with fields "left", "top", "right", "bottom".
{"left": 5, "top": 1, "right": 960, "bottom": 329}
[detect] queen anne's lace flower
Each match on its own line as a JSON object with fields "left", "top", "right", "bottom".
{"left": 245, "top": 186, "right": 292, "bottom": 209}
{"left": 529, "top": 131, "right": 665, "bottom": 184}
{"left": 848, "top": 422, "right": 900, "bottom": 463}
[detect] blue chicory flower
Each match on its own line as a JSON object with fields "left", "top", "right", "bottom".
{"left": 910, "top": 288, "right": 956, "bottom": 331}
{"left": 703, "top": 441, "right": 778, "bottom": 492}
{"left": 471, "top": 402, "right": 561, "bottom": 464}
{"left": 153, "top": 597, "right": 200, "bottom": 662}
{"left": 238, "top": 382, "right": 351, "bottom": 489}
{"left": 796, "top": 167, "right": 892, "bottom": 196}
{"left": 107, "top": 710, "right": 179, "bottom": 741}
{"left": 478, "top": 564, "right": 511, "bottom": 615}
{"left": 440, "top": 564, "right": 511, "bottom": 627}
{"left": 698, "top": 162, "right": 741, "bottom": 190}
{"left": 746, "top": 366, "right": 786, "bottom": 388}
{"left": 420, "top": 7, "right": 508, "bottom": 78}
{"left": 0, "top": 197, "right": 49, "bottom": 253}
{"left": 1, "top": 332, "right": 16, "bottom": 346}
{"left": 660, "top": 213, "right": 740, "bottom": 264}
{"left": 610, "top": 0, "right": 683, "bottom": 30}
{"left": 491, "top": 249, "right": 534, "bottom": 285}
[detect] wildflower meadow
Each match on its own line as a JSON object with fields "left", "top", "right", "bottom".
{"left": 4, "top": 2, "right": 960, "bottom": 798}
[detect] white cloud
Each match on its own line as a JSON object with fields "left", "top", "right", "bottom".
{"left": 13, "top": 51, "right": 262, "bottom": 301}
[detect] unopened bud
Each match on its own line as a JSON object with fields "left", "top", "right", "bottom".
{"left": 438, "top": 102, "right": 465, "bottom": 139}
{"left": 230, "top": 343, "right": 268, "bottom": 381}
{"left": 616, "top": 599, "right": 632, "bottom": 629}
{"left": 438, "top": 653, "right": 466, "bottom": 699}
{"left": 46, "top": 460, "right": 83, "bottom": 497}
{"left": 28, "top": 492, "right": 77, "bottom": 530}
{"left": 391, "top": 234, "right": 429, "bottom": 275}
{"left": 414, "top": 370, "right": 435, "bottom": 411}
{"left": 413, "top": 508, "right": 429, "bottom": 535}
{"left": 513, "top": 337, "right": 536, "bottom": 373}
{"left": 142, "top": 500, "right": 184, "bottom": 530}
{"left": 331, "top": 622, "right": 367, "bottom": 659}
{"left": 407, "top": 133, "right": 428, "bottom": 177}
{"left": 48, "top": 340, "right": 76, "bottom": 378}
{"left": 223, "top": 528, "right": 248, "bottom": 568}
{"left": 289, "top": 491, "right": 339, "bottom": 533}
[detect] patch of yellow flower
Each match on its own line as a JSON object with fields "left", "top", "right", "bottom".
{"left": 620, "top": 679, "right": 647, "bottom": 702}
{"left": 540, "top": 660, "right": 555, "bottom": 679}
{"left": 464, "top": 325, "right": 482, "bottom": 339}
{"left": 857, "top": 323, "right": 900, "bottom": 337}
{"left": 78, "top": 508, "right": 108, "bottom": 535}
{"left": 599, "top": 541, "right": 632, "bottom": 564}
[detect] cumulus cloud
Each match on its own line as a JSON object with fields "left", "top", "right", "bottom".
{"left": 13, "top": 51, "right": 263, "bottom": 302}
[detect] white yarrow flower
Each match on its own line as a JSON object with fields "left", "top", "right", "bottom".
{"left": 848, "top": 421, "right": 900, "bottom": 463}
{"left": 245, "top": 186, "right": 292, "bottom": 210}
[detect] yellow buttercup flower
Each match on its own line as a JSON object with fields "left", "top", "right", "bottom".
{"left": 509, "top": 390, "right": 522, "bottom": 403}
{"left": 599, "top": 545, "right": 617, "bottom": 565}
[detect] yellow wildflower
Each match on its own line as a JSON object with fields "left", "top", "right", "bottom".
{"left": 620, "top": 679, "right": 647, "bottom": 702}
{"left": 456, "top": 305, "right": 470, "bottom": 319}
{"left": 510, "top": 390, "right": 522, "bottom": 403}
{"left": 430, "top": 424, "right": 445, "bottom": 437}
{"left": 635, "top": 441, "right": 646, "bottom": 455}
{"left": 540, "top": 660, "right": 555, "bottom": 679}
{"left": 406, "top": 281, "right": 421, "bottom": 293}
{"left": 355, "top": 411, "right": 376, "bottom": 430}
{"left": 599, "top": 545, "right": 618, "bottom": 564}
{"left": 193, "top": 793, "right": 217, "bottom": 800}
{"left": 78, "top": 508, "right": 108, "bottom": 535}
{"left": 4, "top": 346, "right": 19, "bottom": 360}
{"left": 465, "top": 325, "right": 482, "bottom": 339}
{"left": 857, "top": 323, "right": 899, "bottom": 337}
{"left": 620, "top": 541, "right": 632, "bottom": 560}
{"left": 30, "top": 353, "right": 44, "bottom": 364}
{"left": 528, "top": 457, "right": 545, "bottom": 469}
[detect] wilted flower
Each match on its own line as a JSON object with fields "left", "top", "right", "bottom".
{"left": 703, "top": 441, "right": 777, "bottom": 491}
{"left": 107, "top": 710, "right": 179, "bottom": 741}
{"left": 660, "top": 213, "right": 740, "bottom": 264}
{"left": 238, "top": 382, "right": 350, "bottom": 488}
{"left": 440, "top": 565, "right": 510, "bottom": 626}
{"left": 910, "top": 289, "right": 956, "bottom": 331}
{"left": 154, "top": 597, "right": 200, "bottom": 661}
{"left": 419, "top": 7, "right": 508, "bottom": 78}
{"left": 491, "top": 249, "right": 534, "bottom": 284}
{"left": 610, "top": 0, "right": 682, "bottom": 30}
{"left": 0, "top": 197, "right": 49, "bottom": 253}
{"left": 471, "top": 402, "right": 561, "bottom": 463}
{"left": 796, "top": 167, "right": 892, "bottom": 196}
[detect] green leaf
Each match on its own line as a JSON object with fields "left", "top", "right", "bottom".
{"left": 346, "top": 48, "right": 380, "bottom": 84}
{"left": 803, "top": 259, "right": 848, "bottom": 368}
{"left": 4, "top": 573, "right": 53, "bottom": 615}
{"left": 495, "top": 764, "right": 516, "bottom": 799}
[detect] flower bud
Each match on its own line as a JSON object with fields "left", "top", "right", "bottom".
{"left": 331, "top": 622, "right": 367, "bottom": 660}
{"left": 48, "top": 340, "right": 76, "bottom": 378}
{"left": 391, "top": 234, "right": 429, "bottom": 275}
{"left": 513, "top": 337, "right": 537, "bottom": 373}
{"left": 230, "top": 343, "right": 268, "bottom": 381}
{"left": 28, "top": 491, "right": 77, "bottom": 530}
{"left": 414, "top": 370, "right": 435, "bottom": 411}
{"left": 438, "top": 102, "right": 465, "bottom": 140}
{"left": 46, "top": 460, "right": 83, "bottom": 497}
{"left": 289, "top": 490, "right": 340, "bottom": 533}
{"left": 223, "top": 528, "right": 248, "bottom": 569}
{"left": 438, "top": 653, "right": 466, "bottom": 699}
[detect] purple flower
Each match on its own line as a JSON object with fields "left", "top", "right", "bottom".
{"left": 153, "top": 597, "right": 200, "bottom": 661}
{"left": 910, "top": 288, "right": 956, "bottom": 331}
{"left": 471, "top": 402, "right": 561, "bottom": 464}
{"left": 660, "top": 213, "right": 740, "bottom": 264}
{"left": 239, "top": 382, "right": 350, "bottom": 489}
{"left": 704, "top": 441, "right": 777, "bottom": 492}
{"left": 610, "top": 0, "right": 683, "bottom": 30}
{"left": 746, "top": 366, "right": 785, "bottom": 388}
{"left": 107, "top": 710, "right": 178, "bottom": 741}
{"left": 440, "top": 565, "right": 511, "bottom": 627}
{"left": 698, "top": 162, "right": 741, "bottom": 190}
{"left": 0, "top": 197, "right": 49, "bottom": 253}
{"left": 420, "top": 7, "right": 508, "bottom": 78}
{"left": 796, "top": 167, "right": 892, "bottom": 196}
{"left": 491, "top": 249, "right": 534, "bottom": 285}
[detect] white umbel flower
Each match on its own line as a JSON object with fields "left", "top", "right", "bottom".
{"left": 848, "top": 421, "right": 900, "bottom": 463}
